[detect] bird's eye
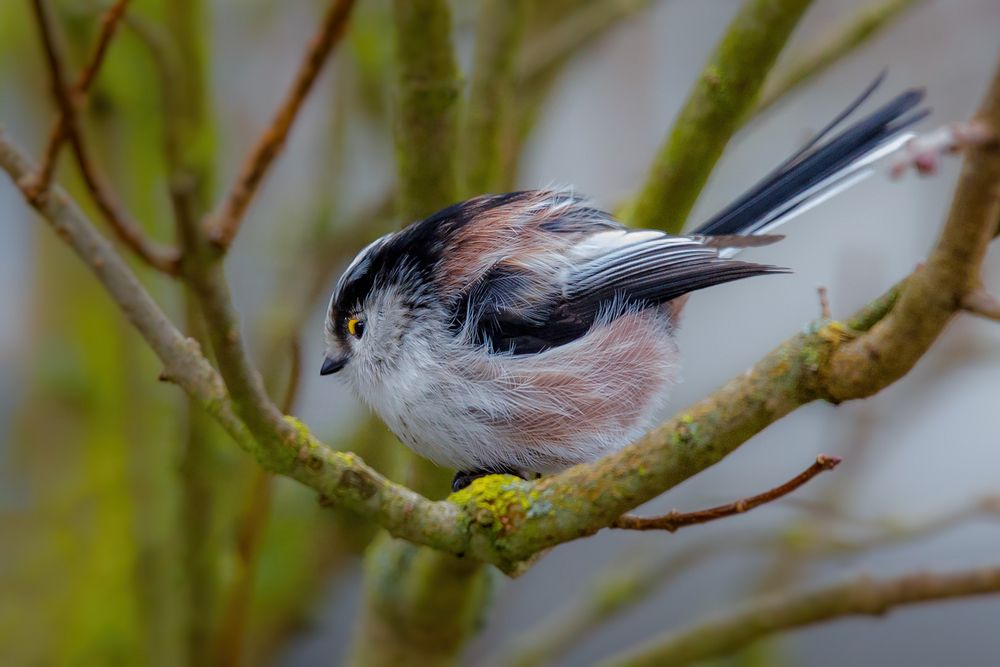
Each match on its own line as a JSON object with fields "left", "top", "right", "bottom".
{"left": 347, "top": 317, "right": 365, "bottom": 339}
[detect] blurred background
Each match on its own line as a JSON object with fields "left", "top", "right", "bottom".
{"left": 1, "top": 0, "right": 999, "bottom": 665}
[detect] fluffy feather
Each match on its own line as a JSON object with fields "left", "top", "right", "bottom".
{"left": 322, "top": 80, "right": 928, "bottom": 476}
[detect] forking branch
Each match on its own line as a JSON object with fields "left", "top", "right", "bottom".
{"left": 2, "top": 3, "right": 998, "bottom": 577}
{"left": 25, "top": 0, "right": 180, "bottom": 274}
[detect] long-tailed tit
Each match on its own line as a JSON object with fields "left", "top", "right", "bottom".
{"left": 322, "top": 79, "right": 927, "bottom": 492}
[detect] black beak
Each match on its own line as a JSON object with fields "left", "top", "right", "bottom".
{"left": 320, "top": 356, "right": 347, "bottom": 376}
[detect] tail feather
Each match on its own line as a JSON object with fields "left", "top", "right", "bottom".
{"left": 693, "top": 78, "right": 929, "bottom": 238}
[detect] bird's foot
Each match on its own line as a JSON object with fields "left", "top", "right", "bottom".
{"left": 451, "top": 467, "right": 526, "bottom": 493}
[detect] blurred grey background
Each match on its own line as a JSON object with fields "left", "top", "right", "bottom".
{"left": 2, "top": 1, "right": 999, "bottom": 665}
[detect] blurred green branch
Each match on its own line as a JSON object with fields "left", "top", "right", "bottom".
{"left": 2, "top": 21, "right": 999, "bottom": 582}
{"left": 503, "top": 495, "right": 1000, "bottom": 667}
{"left": 628, "top": 0, "right": 814, "bottom": 233}
{"left": 463, "top": 0, "right": 527, "bottom": 194}
{"left": 347, "top": 3, "right": 484, "bottom": 665}
{"left": 391, "top": 0, "right": 460, "bottom": 223}
{"left": 602, "top": 565, "right": 1000, "bottom": 666}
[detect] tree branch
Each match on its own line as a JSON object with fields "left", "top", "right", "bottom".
{"left": 504, "top": 497, "right": 1000, "bottom": 667}
{"left": 627, "top": 0, "right": 814, "bottom": 233}
{"left": 207, "top": 0, "right": 357, "bottom": 250}
{"left": 29, "top": 0, "right": 130, "bottom": 193}
{"left": 0, "top": 131, "right": 466, "bottom": 555}
{"left": 601, "top": 566, "right": 1000, "bottom": 666}
{"left": 824, "top": 74, "right": 1000, "bottom": 401}
{"left": 612, "top": 455, "right": 840, "bottom": 532}
{"left": 2, "top": 43, "right": 997, "bottom": 578}
{"left": 26, "top": 0, "right": 180, "bottom": 274}
{"left": 448, "top": 55, "right": 1000, "bottom": 573}
{"left": 391, "top": 0, "right": 461, "bottom": 222}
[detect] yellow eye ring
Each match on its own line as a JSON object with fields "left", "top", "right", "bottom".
{"left": 347, "top": 317, "right": 364, "bottom": 338}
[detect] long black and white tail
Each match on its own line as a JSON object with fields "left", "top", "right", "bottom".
{"left": 692, "top": 76, "right": 928, "bottom": 241}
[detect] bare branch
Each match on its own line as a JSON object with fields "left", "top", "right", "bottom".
{"left": 962, "top": 288, "right": 1000, "bottom": 322}
{"left": 0, "top": 131, "right": 466, "bottom": 555}
{"left": 29, "top": 0, "right": 130, "bottom": 193}
{"left": 825, "top": 70, "right": 1000, "bottom": 400}
{"left": 613, "top": 455, "right": 840, "bottom": 532}
{"left": 26, "top": 0, "right": 180, "bottom": 274}
{"left": 600, "top": 565, "right": 1000, "bottom": 666}
{"left": 391, "top": 0, "right": 461, "bottom": 222}
{"left": 817, "top": 285, "right": 831, "bottom": 319}
{"left": 505, "top": 497, "right": 1000, "bottom": 667}
{"left": 207, "top": 0, "right": 357, "bottom": 250}
{"left": 889, "top": 119, "right": 995, "bottom": 178}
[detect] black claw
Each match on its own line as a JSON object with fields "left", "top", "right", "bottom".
{"left": 451, "top": 467, "right": 527, "bottom": 493}
{"left": 451, "top": 471, "right": 481, "bottom": 493}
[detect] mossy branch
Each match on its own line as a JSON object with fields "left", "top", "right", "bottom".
{"left": 3, "top": 20, "right": 998, "bottom": 582}
{"left": 2, "top": 49, "right": 997, "bottom": 572}
{"left": 627, "top": 0, "right": 814, "bottom": 233}
{"left": 0, "top": 133, "right": 466, "bottom": 556}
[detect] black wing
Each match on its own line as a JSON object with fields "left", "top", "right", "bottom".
{"left": 453, "top": 229, "right": 785, "bottom": 355}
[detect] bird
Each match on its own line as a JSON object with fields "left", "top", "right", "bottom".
{"left": 321, "top": 78, "right": 928, "bottom": 493}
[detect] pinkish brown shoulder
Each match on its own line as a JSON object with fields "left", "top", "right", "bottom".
{"left": 437, "top": 189, "right": 620, "bottom": 294}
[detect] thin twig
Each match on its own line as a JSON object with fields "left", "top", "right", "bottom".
{"left": 207, "top": 0, "right": 357, "bottom": 250}
{"left": 890, "top": 119, "right": 996, "bottom": 178}
{"left": 817, "top": 285, "right": 831, "bottom": 319}
{"left": 962, "top": 289, "right": 1000, "bottom": 322}
{"left": 613, "top": 455, "right": 841, "bottom": 532}
{"left": 26, "top": 0, "right": 180, "bottom": 273}
{"left": 28, "top": 0, "right": 130, "bottom": 194}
